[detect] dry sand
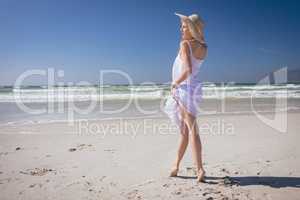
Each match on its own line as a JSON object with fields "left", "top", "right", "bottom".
{"left": 0, "top": 111, "right": 299, "bottom": 199}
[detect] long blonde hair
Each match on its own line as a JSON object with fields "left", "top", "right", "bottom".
{"left": 185, "top": 14, "right": 205, "bottom": 43}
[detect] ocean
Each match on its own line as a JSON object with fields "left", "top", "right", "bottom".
{"left": 0, "top": 83, "right": 300, "bottom": 126}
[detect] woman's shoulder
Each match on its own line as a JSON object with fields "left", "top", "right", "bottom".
{"left": 178, "top": 40, "right": 191, "bottom": 54}
{"left": 180, "top": 39, "right": 190, "bottom": 44}
{"left": 179, "top": 40, "right": 191, "bottom": 48}
{"left": 180, "top": 39, "right": 207, "bottom": 48}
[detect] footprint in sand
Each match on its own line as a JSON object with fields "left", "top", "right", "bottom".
{"left": 126, "top": 189, "right": 140, "bottom": 200}
{"left": 69, "top": 148, "right": 77, "bottom": 152}
{"left": 28, "top": 183, "right": 43, "bottom": 188}
{"left": 77, "top": 144, "right": 94, "bottom": 151}
{"left": 68, "top": 144, "right": 94, "bottom": 152}
{"left": 20, "top": 168, "right": 55, "bottom": 176}
{"left": 171, "top": 188, "right": 183, "bottom": 195}
{"left": 220, "top": 168, "right": 230, "bottom": 174}
{"left": 203, "top": 188, "right": 221, "bottom": 196}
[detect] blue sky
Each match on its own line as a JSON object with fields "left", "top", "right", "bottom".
{"left": 0, "top": 0, "right": 299, "bottom": 85}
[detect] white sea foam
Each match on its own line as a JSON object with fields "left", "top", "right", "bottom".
{"left": 0, "top": 84, "right": 299, "bottom": 103}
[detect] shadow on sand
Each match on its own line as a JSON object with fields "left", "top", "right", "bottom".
{"left": 175, "top": 175, "right": 300, "bottom": 188}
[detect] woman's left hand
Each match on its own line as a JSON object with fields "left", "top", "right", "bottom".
{"left": 171, "top": 82, "right": 178, "bottom": 96}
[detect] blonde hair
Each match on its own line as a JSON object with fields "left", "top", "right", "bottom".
{"left": 183, "top": 14, "right": 205, "bottom": 42}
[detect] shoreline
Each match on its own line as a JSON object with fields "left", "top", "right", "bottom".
{"left": 0, "top": 97, "right": 300, "bottom": 127}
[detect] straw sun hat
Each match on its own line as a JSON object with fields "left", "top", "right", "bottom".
{"left": 174, "top": 12, "right": 205, "bottom": 42}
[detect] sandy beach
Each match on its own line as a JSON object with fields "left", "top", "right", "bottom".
{"left": 1, "top": 0, "right": 300, "bottom": 199}
{"left": 0, "top": 107, "right": 299, "bottom": 200}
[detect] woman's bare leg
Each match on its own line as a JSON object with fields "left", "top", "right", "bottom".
{"left": 170, "top": 106, "right": 189, "bottom": 177}
{"left": 184, "top": 110, "right": 205, "bottom": 182}
{"left": 170, "top": 121, "right": 189, "bottom": 176}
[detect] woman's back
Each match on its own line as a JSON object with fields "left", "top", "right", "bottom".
{"left": 178, "top": 39, "right": 207, "bottom": 61}
{"left": 173, "top": 39, "right": 206, "bottom": 85}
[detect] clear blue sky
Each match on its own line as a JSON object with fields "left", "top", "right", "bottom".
{"left": 0, "top": 0, "right": 299, "bottom": 85}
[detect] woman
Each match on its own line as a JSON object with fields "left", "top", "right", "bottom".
{"left": 163, "top": 12, "right": 208, "bottom": 182}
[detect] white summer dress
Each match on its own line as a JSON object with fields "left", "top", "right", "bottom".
{"left": 163, "top": 40, "right": 205, "bottom": 132}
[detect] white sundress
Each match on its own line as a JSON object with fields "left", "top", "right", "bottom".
{"left": 163, "top": 40, "right": 205, "bottom": 132}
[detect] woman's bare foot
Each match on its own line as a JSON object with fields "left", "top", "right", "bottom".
{"left": 197, "top": 168, "right": 205, "bottom": 182}
{"left": 169, "top": 167, "right": 179, "bottom": 177}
